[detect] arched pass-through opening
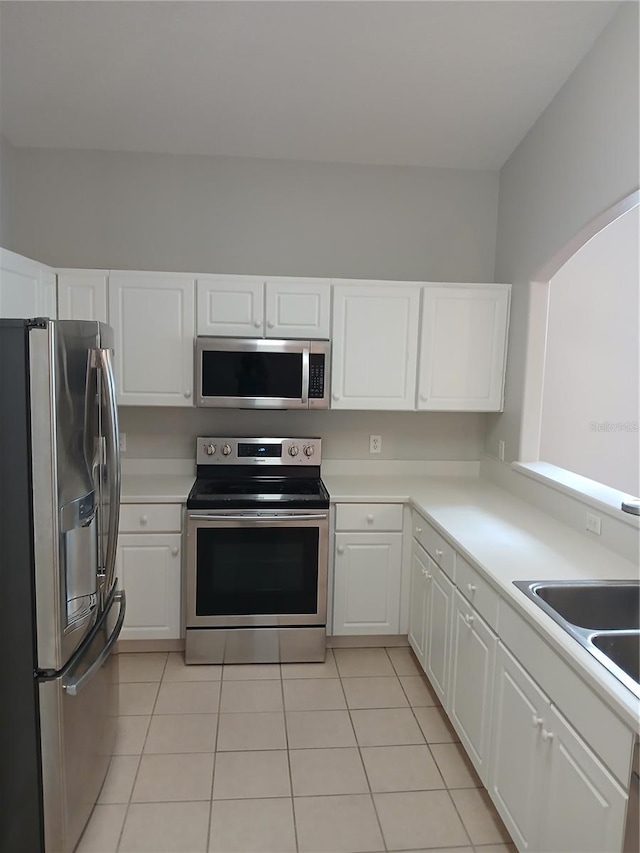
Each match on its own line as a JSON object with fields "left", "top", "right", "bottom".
{"left": 518, "top": 189, "right": 639, "bottom": 507}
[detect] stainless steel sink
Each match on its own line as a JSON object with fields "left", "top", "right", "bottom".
{"left": 514, "top": 580, "right": 640, "bottom": 699}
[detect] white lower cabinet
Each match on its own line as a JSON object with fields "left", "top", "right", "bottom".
{"left": 116, "top": 503, "right": 182, "bottom": 641}
{"left": 449, "top": 590, "right": 497, "bottom": 783}
{"left": 423, "top": 557, "right": 454, "bottom": 707}
{"left": 539, "top": 706, "right": 628, "bottom": 853}
{"left": 408, "top": 544, "right": 429, "bottom": 664}
{"left": 490, "top": 643, "right": 628, "bottom": 853}
{"left": 333, "top": 532, "right": 402, "bottom": 635}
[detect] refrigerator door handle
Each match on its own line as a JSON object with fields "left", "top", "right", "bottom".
{"left": 63, "top": 590, "right": 126, "bottom": 697}
{"left": 97, "top": 346, "right": 121, "bottom": 599}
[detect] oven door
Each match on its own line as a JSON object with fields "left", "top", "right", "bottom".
{"left": 185, "top": 511, "right": 328, "bottom": 627}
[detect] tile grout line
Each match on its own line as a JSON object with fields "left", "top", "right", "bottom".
{"left": 114, "top": 650, "right": 168, "bottom": 852}
{"left": 280, "top": 665, "right": 300, "bottom": 853}
{"left": 339, "top": 650, "right": 389, "bottom": 853}
{"left": 207, "top": 661, "right": 225, "bottom": 853}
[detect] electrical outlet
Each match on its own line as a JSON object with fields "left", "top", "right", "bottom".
{"left": 498, "top": 439, "right": 505, "bottom": 461}
{"left": 119, "top": 432, "right": 126, "bottom": 452}
{"left": 586, "top": 511, "right": 602, "bottom": 535}
{"left": 369, "top": 434, "right": 382, "bottom": 454}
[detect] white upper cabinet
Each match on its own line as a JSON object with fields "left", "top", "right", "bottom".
{"left": 264, "top": 277, "right": 331, "bottom": 339}
{"left": 197, "top": 275, "right": 331, "bottom": 339}
{"left": 417, "top": 284, "right": 510, "bottom": 411}
{"left": 57, "top": 269, "right": 108, "bottom": 323}
{"left": 109, "top": 272, "right": 195, "bottom": 406}
{"left": 197, "top": 276, "right": 264, "bottom": 337}
{"left": 0, "top": 248, "right": 57, "bottom": 320}
{"left": 331, "top": 281, "right": 421, "bottom": 409}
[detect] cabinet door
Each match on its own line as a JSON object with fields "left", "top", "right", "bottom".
{"left": 423, "top": 559, "right": 454, "bottom": 706}
{"left": 408, "top": 543, "right": 429, "bottom": 665}
{"left": 417, "top": 284, "right": 510, "bottom": 411}
{"left": 333, "top": 532, "right": 402, "bottom": 635}
{"left": 449, "top": 590, "right": 497, "bottom": 783}
{"left": 116, "top": 533, "right": 182, "bottom": 641}
{"left": 489, "top": 643, "right": 549, "bottom": 852}
{"left": 197, "top": 276, "right": 264, "bottom": 336}
{"left": 331, "top": 282, "right": 420, "bottom": 409}
{"left": 57, "top": 270, "right": 108, "bottom": 322}
{"left": 264, "top": 278, "right": 331, "bottom": 339}
{"left": 539, "top": 706, "right": 628, "bottom": 853}
{"left": 0, "top": 248, "right": 57, "bottom": 319}
{"left": 109, "top": 273, "right": 195, "bottom": 406}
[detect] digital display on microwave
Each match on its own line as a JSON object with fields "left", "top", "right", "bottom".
{"left": 201, "top": 350, "right": 303, "bottom": 399}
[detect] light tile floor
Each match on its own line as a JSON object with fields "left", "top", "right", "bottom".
{"left": 77, "top": 646, "right": 515, "bottom": 853}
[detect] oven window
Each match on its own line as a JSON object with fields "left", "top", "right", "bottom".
{"left": 196, "top": 526, "right": 319, "bottom": 616}
{"left": 201, "top": 351, "right": 303, "bottom": 399}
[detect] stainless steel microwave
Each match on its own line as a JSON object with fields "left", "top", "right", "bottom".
{"left": 195, "top": 337, "right": 331, "bottom": 409}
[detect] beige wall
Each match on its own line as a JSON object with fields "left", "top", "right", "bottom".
{"left": 11, "top": 148, "right": 499, "bottom": 282}
{"left": 0, "top": 134, "right": 16, "bottom": 250}
{"left": 489, "top": 1, "right": 640, "bottom": 464}
{"left": 118, "top": 407, "right": 486, "bottom": 463}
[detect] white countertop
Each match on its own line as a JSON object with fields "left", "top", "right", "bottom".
{"left": 121, "top": 474, "right": 195, "bottom": 503}
{"left": 121, "top": 464, "right": 640, "bottom": 729}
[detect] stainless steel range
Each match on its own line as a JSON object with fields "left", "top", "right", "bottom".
{"left": 185, "top": 436, "right": 329, "bottom": 664}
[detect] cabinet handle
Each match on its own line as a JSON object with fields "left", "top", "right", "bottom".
{"left": 467, "top": 583, "right": 476, "bottom": 594}
{"left": 541, "top": 729, "right": 554, "bottom": 742}
{"left": 435, "top": 548, "right": 444, "bottom": 558}
{"left": 171, "top": 546, "right": 179, "bottom": 557}
{"left": 415, "top": 527, "right": 422, "bottom": 534}
{"left": 332, "top": 392, "right": 340, "bottom": 401}
{"left": 366, "top": 514, "right": 374, "bottom": 524}
{"left": 463, "top": 613, "right": 474, "bottom": 628}
{"left": 254, "top": 319, "right": 262, "bottom": 328}
{"left": 267, "top": 320, "right": 275, "bottom": 328}
{"left": 532, "top": 715, "right": 543, "bottom": 728}
{"left": 337, "top": 545, "right": 345, "bottom": 554}
{"left": 140, "top": 515, "right": 149, "bottom": 526}
{"left": 420, "top": 394, "right": 428, "bottom": 402}
{"left": 184, "top": 390, "right": 192, "bottom": 399}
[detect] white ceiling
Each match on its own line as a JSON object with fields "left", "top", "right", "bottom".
{"left": 0, "top": 1, "right": 618, "bottom": 170}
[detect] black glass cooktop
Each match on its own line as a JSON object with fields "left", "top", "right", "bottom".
{"left": 187, "top": 476, "right": 330, "bottom": 510}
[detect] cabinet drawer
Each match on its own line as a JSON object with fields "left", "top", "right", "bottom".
{"left": 412, "top": 513, "right": 455, "bottom": 579}
{"left": 119, "top": 503, "right": 182, "bottom": 533}
{"left": 335, "top": 503, "right": 403, "bottom": 532}
{"left": 456, "top": 554, "right": 499, "bottom": 630}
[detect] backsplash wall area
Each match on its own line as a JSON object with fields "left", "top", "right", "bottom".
{"left": 118, "top": 408, "right": 485, "bottom": 463}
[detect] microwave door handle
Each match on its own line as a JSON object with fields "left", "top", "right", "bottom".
{"left": 301, "top": 347, "right": 310, "bottom": 407}
{"left": 97, "top": 347, "right": 121, "bottom": 600}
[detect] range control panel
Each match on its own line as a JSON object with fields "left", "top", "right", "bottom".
{"left": 196, "top": 437, "right": 322, "bottom": 466}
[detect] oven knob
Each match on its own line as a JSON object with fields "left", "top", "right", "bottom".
{"left": 288, "top": 446, "right": 299, "bottom": 457}
{"left": 204, "top": 443, "right": 216, "bottom": 456}
{"left": 303, "top": 444, "right": 315, "bottom": 457}
{"left": 222, "top": 443, "right": 232, "bottom": 456}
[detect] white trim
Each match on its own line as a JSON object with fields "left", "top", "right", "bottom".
{"left": 512, "top": 461, "right": 639, "bottom": 526}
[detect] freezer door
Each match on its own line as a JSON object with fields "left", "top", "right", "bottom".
{"left": 39, "top": 589, "right": 124, "bottom": 853}
{"left": 30, "top": 320, "right": 105, "bottom": 671}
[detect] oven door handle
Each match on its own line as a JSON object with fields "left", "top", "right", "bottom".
{"left": 188, "top": 513, "right": 328, "bottom": 522}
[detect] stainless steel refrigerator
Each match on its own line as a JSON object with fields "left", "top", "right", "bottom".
{"left": 0, "top": 318, "right": 126, "bottom": 853}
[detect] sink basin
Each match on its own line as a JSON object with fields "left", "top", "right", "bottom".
{"left": 591, "top": 632, "right": 640, "bottom": 685}
{"left": 531, "top": 582, "right": 639, "bottom": 630}
{"left": 514, "top": 580, "right": 640, "bottom": 699}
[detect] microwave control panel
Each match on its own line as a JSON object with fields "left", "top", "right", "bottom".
{"left": 309, "top": 354, "right": 325, "bottom": 399}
